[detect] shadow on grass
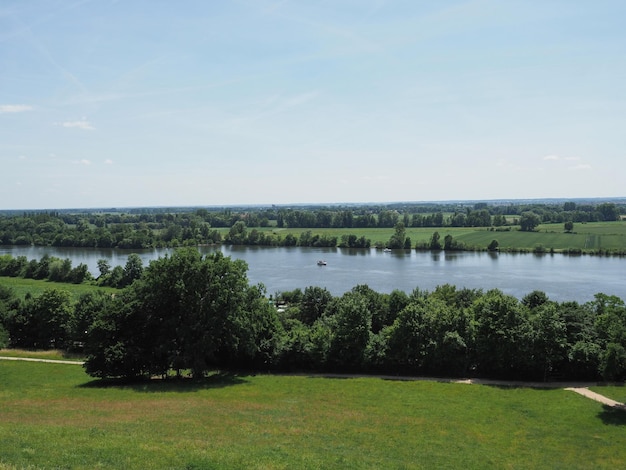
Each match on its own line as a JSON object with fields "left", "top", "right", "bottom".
{"left": 598, "top": 405, "right": 626, "bottom": 426}
{"left": 78, "top": 371, "right": 249, "bottom": 393}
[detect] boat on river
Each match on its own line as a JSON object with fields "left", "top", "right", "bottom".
{"left": 317, "top": 260, "right": 327, "bottom": 266}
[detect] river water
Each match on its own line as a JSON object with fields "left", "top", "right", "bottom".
{"left": 0, "top": 245, "right": 624, "bottom": 303}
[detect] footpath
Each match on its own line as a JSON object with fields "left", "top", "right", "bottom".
{"left": 2, "top": 356, "right": 625, "bottom": 407}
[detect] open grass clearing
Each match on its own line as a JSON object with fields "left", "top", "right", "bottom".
{"left": 0, "top": 276, "right": 116, "bottom": 300}
{"left": 1, "top": 360, "right": 626, "bottom": 469}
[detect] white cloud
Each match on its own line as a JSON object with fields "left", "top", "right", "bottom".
{"left": 61, "top": 119, "right": 95, "bottom": 130}
{"left": 544, "top": 154, "right": 584, "bottom": 164}
{"left": 75, "top": 159, "right": 91, "bottom": 165}
{"left": 569, "top": 164, "right": 592, "bottom": 171}
{"left": 0, "top": 104, "right": 33, "bottom": 113}
{"left": 18, "top": 155, "right": 27, "bottom": 160}
{"left": 104, "top": 159, "right": 113, "bottom": 164}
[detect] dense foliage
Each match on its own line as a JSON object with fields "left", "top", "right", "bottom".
{"left": 0, "top": 200, "right": 621, "bottom": 249}
{"left": 2, "top": 248, "right": 626, "bottom": 382}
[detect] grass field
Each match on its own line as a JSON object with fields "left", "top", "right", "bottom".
{"left": 0, "top": 277, "right": 116, "bottom": 300}
{"left": 589, "top": 385, "right": 626, "bottom": 404}
{"left": 1, "top": 359, "right": 626, "bottom": 469}
{"left": 217, "top": 221, "right": 626, "bottom": 252}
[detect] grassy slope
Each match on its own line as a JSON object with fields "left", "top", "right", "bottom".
{"left": 1, "top": 360, "right": 625, "bottom": 469}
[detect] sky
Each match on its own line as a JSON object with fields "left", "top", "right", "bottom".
{"left": 1, "top": 0, "right": 625, "bottom": 210}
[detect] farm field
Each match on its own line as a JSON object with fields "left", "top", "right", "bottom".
{"left": 1, "top": 359, "right": 626, "bottom": 469}
{"left": 216, "top": 221, "right": 626, "bottom": 252}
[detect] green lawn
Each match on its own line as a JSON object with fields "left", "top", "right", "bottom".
{"left": 1, "top": 359, "right": 625, "bottom": 469}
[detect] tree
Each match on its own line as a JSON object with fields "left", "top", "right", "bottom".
{"left": 531, "top": 302, "right": 568, "bottom": 380}
{"left": 387, "top": 222, "right": 406, "bottom": 249}
{"left": 9, "top": 289, "right": 73, "bottom": 349}
{"left": 564, "top": 221, "right": 574, "bottom": 233}
{"left": 385, "top": 301, "right": 426, "bottom": 373}
{"left": 597, "top": 203, "right": 619, "bottom": 221}
{"left": 519, "top": 212, "right": 541, "bottom": 232}
{"left": 226, "top": 221, "right": 247, "bottom": 244}
{"left": 429, "top": 231, "right": 442, "bottom": 250}
{"left": 0, "top": 285, "right": 20, "bottom": 348}
{"left": 327, "top": 292, "right": 372, "bottom": 371}
{"left": 487, "top": 239, "right": 499, "bottom": 252}
{"left": 120, "top": 253, "right": 143, "bottom": 287}
{"left": 97, "top": 259, "right": 111, "bottom": 278}
{"left": 84, "top": 248, "right": 266, "bottom": 379}
{"left": 472, "top": 290, "right": 534, "bottom": 378}
{"left": 300, "top": 286, "right": 332, "bottom": 325}
{"left": 68, "top": 263, "right": 91, "bottom": 284}
{"left": 69, "top": 291, "right": 114, "bottom": 351}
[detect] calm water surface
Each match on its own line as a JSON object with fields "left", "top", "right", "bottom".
{"left": 1, "top": 245, "right": 624, "bottom": 303}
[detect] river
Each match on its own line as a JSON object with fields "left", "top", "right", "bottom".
{"left": 1, "top": 245, "right": 624, "bottom": 303}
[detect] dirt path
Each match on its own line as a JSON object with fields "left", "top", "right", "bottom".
{"left": 565, "top": 387, "right": 625, "bottom": 407}
{"left": 0, "top": 356, "right": 84, "bottom": 365}
{"left": 2, "top": 356, "right": 624, "bottom": 407}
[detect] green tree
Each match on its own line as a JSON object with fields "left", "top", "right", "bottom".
{"left": 120, "top": 253, "right": 143, "bottom": 287}
{"left": 69, "top": 291, "right": 114, "bottom": 351}
{"left": 597, "top": 202, "right": 619, "bottom": 221}
{"left": 564, "top": 221, "right": 574, "bottom": 233}
{"left": 472, "top": 290, "right": 534, "bottom": 378}
{"left": 519, "top": 211, "right": 541, "bottom": 232}
{"left": 531, "top": 302, "right": 568, "bottom": 380}
{"left": 96, "top": 259, "right": 111, "bottom": 278}
{"left": 300, "top": 286, "right": 333, "bottom": 325}
{"left": 487, "top": 239, "right": 499, "bottom": 252}
{"left": 387, "top": 222, "right": 406, "bottom": 249}
{"left": 327, "top": 292, "right": 372, "bottom": 371}
{"left": 226, "top": 221, "right": 247, "bottom": 244}
{"left": 429, "top": 231, "right": 442, "bottom": 250}
{"left": 11, "top": 289, "right": 73, "bottom": 349}
{"left": 84, "top": 248, "right": 265, "bottom": 379}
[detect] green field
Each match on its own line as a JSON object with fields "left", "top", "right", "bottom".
{"left": 217, "top": 221, "right": 626, "bottom": 253}
{"left": 0, "top": 277, "right": 116, "bottom": 300}
{"left": 1, "top": 359, "right": 626, "bottom": 469}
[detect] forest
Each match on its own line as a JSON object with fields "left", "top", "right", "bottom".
{"left": 0, "top": 200, "right": 622, "bottom": 250}
{"left": 1, "top": 248, "right": 625, "bottom": 383}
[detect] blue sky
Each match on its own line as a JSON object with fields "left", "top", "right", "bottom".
{"left": 1, "top": 0, "right": 624, "bottom": 209}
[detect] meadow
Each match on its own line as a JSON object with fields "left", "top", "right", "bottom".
{"left": 1, "top": 358, "right": 626, "bottom": 469}
{"left": 0, "top": 276, "right": 116, "bottom": 300}
{"left": 217, "top": 221, "right": 626, "bottom": 253}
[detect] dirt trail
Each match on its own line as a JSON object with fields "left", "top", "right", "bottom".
{"left": 565, "top": 387, "right": 625, "bottom": 407}
{"left": 0, "top": 356, "right": 84, "bottom": 365}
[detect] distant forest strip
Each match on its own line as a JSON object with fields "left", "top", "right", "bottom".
{"left": 1, "top": 248, "right": 626, "bottom": 383}
{"left": 0, "top": 200, "right": 624, "bottom": 253}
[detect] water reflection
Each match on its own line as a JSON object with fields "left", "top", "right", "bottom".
{"left": 0, "top": 245, "right": 624, "bottom": 303}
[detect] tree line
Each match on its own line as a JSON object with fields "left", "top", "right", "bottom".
{"left": 0, "top": 253, "right": 144, "bottom": 288}
{"left": 1, "top": 247, "right": 626, "bottom": 382}
{"left": 0, "top": 201, "right": 621, "bottom": 249}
